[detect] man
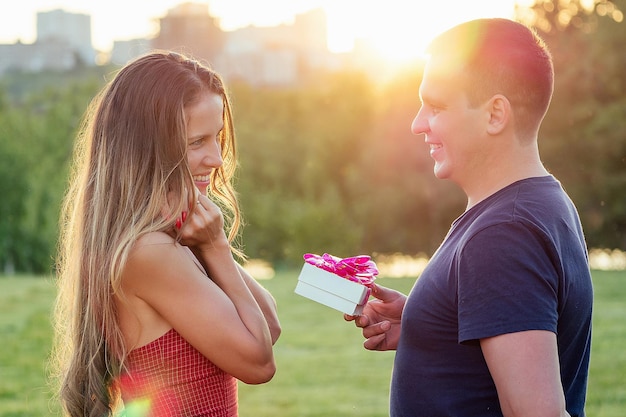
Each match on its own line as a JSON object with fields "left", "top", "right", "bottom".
{"left": 346, "top": 18, "right": 593, "bottom": 417}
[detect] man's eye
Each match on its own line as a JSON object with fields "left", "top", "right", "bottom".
{"left": 425, "top": 102, "right": 443, "bottom": 115}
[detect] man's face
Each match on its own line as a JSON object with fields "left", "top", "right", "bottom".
{"left": 411, "top": 60, "right": 490, "bottom": 188}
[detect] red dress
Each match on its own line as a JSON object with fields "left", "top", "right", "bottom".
{"left": 119, "top": 328, "right": 238, "bottom": 417}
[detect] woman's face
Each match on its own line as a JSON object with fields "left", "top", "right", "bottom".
{"left": 185, "top": 92, "right": 224, "bottom": 195}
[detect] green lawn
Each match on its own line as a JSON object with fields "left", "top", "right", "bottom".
{"left": 0, "top": 270, "right": 623, "bottom": 416}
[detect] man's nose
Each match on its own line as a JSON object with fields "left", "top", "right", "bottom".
{"left": 411, "top": 110, "right": 428, "bottom": 136}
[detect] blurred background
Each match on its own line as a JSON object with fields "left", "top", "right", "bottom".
{"left": 0, "top": 0, "right": 624, "bottom": 275}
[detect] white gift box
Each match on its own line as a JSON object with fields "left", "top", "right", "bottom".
{"left": 294, "top": 262, "right": 370, "bottom": 315}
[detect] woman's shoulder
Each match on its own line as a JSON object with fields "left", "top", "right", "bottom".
{"left": 135, "top": 230, "right": 177, "bottom": 247}
{"left": 128, "top": 232, "right": 174, "bottom": 263}
{"left": 123, "top": 231, "right": 190, "bottom": 286}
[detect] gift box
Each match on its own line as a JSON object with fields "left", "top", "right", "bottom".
{"left": 294, "top": 253, "right": 378, "bottom": 316}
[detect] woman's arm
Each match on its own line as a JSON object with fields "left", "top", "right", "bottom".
{"left": 237, "top": 263, "right": 281, "bottom": 344}
{"left": 122, "top": 234, "right": 275, "bottom": 384}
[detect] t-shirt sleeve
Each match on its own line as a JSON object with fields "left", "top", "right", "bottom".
{"left": 457, "top": 221, "right": 559, "bottom": 344}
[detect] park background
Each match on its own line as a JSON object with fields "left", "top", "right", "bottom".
{"left": 0, "top": 0, "right": 625, "bottom": 415}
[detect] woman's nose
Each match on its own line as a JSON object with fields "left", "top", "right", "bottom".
{"left": 205, "top": 142, "right": 223, "bottom": 168}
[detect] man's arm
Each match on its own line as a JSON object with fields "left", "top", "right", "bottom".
{"left": 481, "top": 330, "right": 570, "bottom": 417}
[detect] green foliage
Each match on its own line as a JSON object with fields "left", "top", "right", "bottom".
{"left": 0, "top": 71, "right": 103, "bottom": 273}
{"left": 1, "top": 270, "right": 624, "bottom": 416}
{"left": 516, "top": 0, "right": 623, "bottom": 33}
{"left": 0, "top": 108, "right": 28, "bottom": 272}
{"left": 518, "top": 0, "right": 626, "bottom": 249}
{"left": 233, "top": 69, "right": 465, "bottom": 266}
{"left": 234, "top": 72, "right": 402, "bottom": 265}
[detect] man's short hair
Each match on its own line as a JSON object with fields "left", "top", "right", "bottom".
{"left": 427, "top": 18, "right": 554, "bottom": 140}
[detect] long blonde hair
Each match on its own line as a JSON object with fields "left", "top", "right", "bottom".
{"left": 52, "top": 51, "right": 242, "bottom": 416}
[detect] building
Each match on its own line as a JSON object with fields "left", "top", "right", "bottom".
{"left": 144, "top": 3, "right": 337, "bottom": 86}
{"left": 0, "top": 3, "right": 362, "bottom": 85}
{"left": 0, "top": 41, "right": 77, "bottom": 73}
{"left": 0, "top": 9, "right": 96, "bottom": 75}
{"left": 152, "top": 2, "right": 224, "bottom": 64}
{"left": 109, "top": 39, "right": 153, "bottom": 66}
{"left": 36, "top": 9, "right": 96, "bottom": 65}
{"left": 218, "top": 8, "right": 332, "bottom": 85}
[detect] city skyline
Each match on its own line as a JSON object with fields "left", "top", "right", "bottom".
{"left": 0, "top": 0, "right": 518, "bottom": 63}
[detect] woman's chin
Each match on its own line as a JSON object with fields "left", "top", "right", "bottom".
{"left": 194, "top": 182, "right": 209, "bottom": 195}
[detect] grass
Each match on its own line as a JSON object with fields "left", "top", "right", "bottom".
{"left": 0, "top": 270, "right": 623, "bottom": 416}
{"left": 0, "top": 275, "right": 60, "bottom": 416}
{"left": 585, "top": 270, "right": 626, "bottom": 416}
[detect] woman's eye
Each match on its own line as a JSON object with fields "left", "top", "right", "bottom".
{"left": 189, "top": 130, "right": 222, "bottom": 147}
{"left": 189, "top": 137, "right": 205, "bottom": 147}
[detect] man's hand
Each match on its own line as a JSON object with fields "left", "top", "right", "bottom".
{"left": 344, "top": 284, "right": 406, "bottom": 351}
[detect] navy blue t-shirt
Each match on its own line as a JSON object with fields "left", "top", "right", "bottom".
{"left": 390, "top": 176, "right": 593, "bottom": 417}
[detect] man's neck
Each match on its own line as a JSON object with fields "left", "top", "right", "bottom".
{"left": 463, "top": 148, "right": 549, "bottom": 210}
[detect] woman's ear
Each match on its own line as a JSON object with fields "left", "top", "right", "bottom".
{"left": 486, "top": 94, "right": 511, "bottom": 135}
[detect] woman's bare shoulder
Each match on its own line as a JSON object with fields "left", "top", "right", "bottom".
{"left": 122, "top": 231, "right": 192, "bottom": 289}
{"left": 117, "top": 232, "right": 183, "bottom": 345}
{"left": 134, "top": 230, "right": 177, "bottom": 247}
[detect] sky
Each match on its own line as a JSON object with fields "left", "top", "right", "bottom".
{"left": 0, "top": 0, "right": 522, "bottom": 62}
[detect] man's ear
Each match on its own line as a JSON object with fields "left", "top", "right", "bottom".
{"left": 486, "top": 94, "right": 511, "bottom": 135}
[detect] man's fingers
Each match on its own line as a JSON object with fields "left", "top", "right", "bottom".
{"left": 362, "top": 320, "right": 390, "bottom": 339}
{"left": 363, "top": 333, "right": 387, "bottom": 351}
{"left": 345, "top": 313, "right": 371, "bottom": 328}
{"left": 370, "top": 284, "right": 398, "bottom": 302}
{"left": 344, "top": 313, "right": 356, "bottom": 322}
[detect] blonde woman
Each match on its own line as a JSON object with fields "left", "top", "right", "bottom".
{"left": 53, "top": 51, "right": 281, "bottom": 417}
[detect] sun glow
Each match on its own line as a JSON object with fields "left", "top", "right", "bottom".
{"left": 210, "top": 0, "right": 518, "bottom": 63}
{"left": 321, "top": 1, "right": 517, "bottom": 62}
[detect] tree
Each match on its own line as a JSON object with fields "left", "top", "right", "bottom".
{"left": 0, "top": 72, "right": 102, "bottom": 273}
{"left": 0, "top": 95, "right": 28, "bottom": 273}
{"left": 517, "top": 0, "right": 626, "bottom": 249}
{"left": 233, "top": 72, "right": 380, "bottom": 265}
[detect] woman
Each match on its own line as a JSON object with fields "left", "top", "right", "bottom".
{"left": 52, "top": 51, "right": 281, "bottom": 417}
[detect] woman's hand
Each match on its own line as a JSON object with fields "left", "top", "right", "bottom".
{"left": 177, "top": 193, "right": 230, "bottom": 252}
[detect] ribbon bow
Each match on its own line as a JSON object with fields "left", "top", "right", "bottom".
{"left": 303, "top": 253, "right": 378, "bottom": 286}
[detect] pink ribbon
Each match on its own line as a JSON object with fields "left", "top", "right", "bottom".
{"left": 303, "top": 253, "right": 378, "bottom": 286}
